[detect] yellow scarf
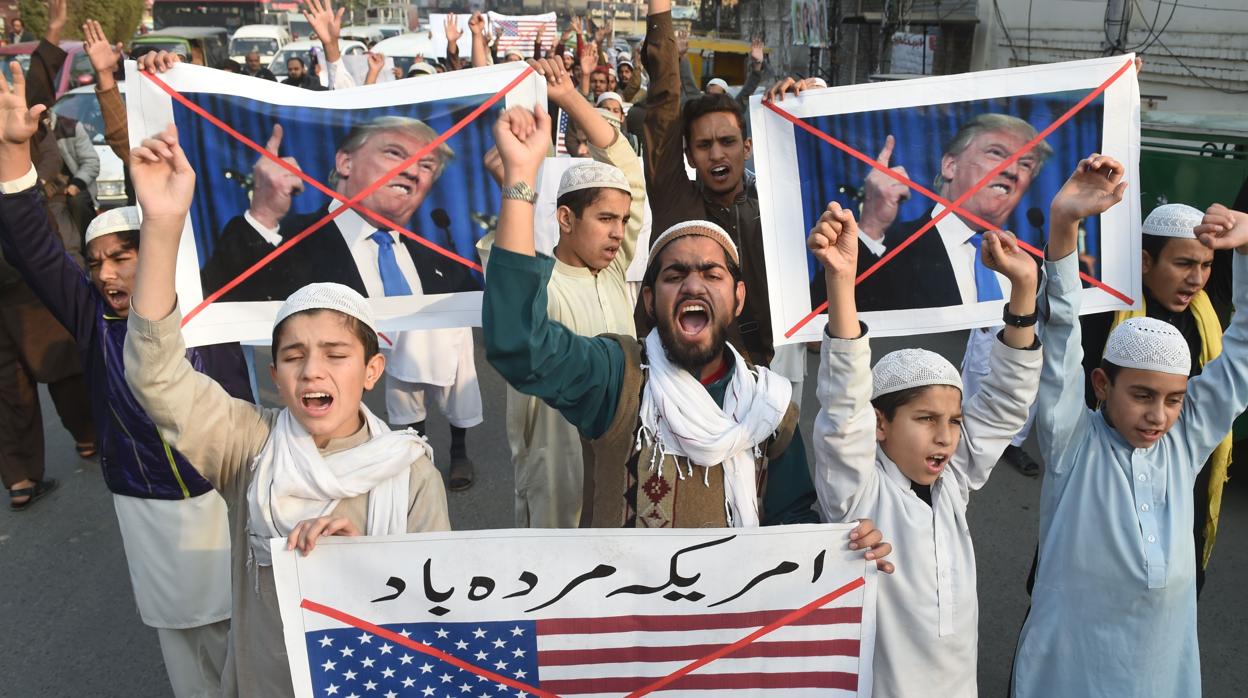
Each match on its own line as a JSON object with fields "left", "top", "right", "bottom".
{"left": 1111, "top": 290, "right": 1232, "bottom": 568}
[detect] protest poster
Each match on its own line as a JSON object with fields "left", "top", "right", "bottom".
{"left": 427, "top": 13, "right": 474, "bottom": 59}
{"left": 487, "top": 12, "right": 558, "bottom": 59}
{"left": 750, "top": 54, "right": 1142, "bottom": 342}
{"left": 273, "top": 525, "right": 878, "bottom": 697}
{"left": 125, "top": 60, "right": 544, "bottom": 347}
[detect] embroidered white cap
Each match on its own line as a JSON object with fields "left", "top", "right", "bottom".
{"left": 706, "top": 78, "right": 729, "bottom": 91}
{"left": 871, "top": 348, "right": 963, "bottom": 400}
{"left": 646, "top": 219, "right": 740, "bottom": 271}
{"left": 1142, "top": 203, "right": 1203, "bottom": 239}
{"left": 84, "top": 206, "right": 140, "bottom": 245}
{"left": 1104, "top": 316, "right": 1191, "bottom": 376}
{"left": 557, "top": 160, "right": 631, "bottom": 199}
{"left": 407, "top": 61, "right": 437, "bottom": 76}
{"left": 595, "top": 91, "right": 624, "bottom": 106}
{"left": 274, "top": 282, "right": 376, "bottom": 333}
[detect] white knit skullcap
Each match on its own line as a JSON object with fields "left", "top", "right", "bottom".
{"left": 616, "top": 57, "right": 634, "bottom": 68}
{"left": 645, "top": 219, "right": 740, "bottom": 270}
{"left": 595, "top": 91, "right": 624, "bottom": 106}
{"left": 274, "top": 282, "right": 376, "bottom": 333}
{"left": 1142, "top": 203, "right": 1202, "bottom": 239}
{"left": 1104, "top": 316, "right": 1191, "bottom": 376}
{"left": 871, "top": 348, "right": 963, "bottom": 400}
{"left": 407, "top": 61, "right": 436, "bottom": 76}
{"left": 557, "top": 160, "right": 631, "bottom": 199}
{"left": 806, "top": 77, "right": 828, "bottom": 89}
{"left": 706, "top": 78, "right": 729, "bottom": 91}
{"left": 85, "top": 206, "right": 140, "bottom": 245}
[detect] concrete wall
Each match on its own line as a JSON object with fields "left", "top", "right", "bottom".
{"left": 980, "top": 0, "right": 1248, "bottom": 114}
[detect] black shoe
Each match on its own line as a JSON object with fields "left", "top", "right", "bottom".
{"left": 1002, "top": 445, "right": 1040, "bottom": 477}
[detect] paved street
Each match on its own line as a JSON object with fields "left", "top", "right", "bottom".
{"left": 3, "top": 329, "right": 1246, "bottom": 697}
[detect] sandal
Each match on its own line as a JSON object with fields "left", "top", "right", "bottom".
{"left": 76, "top": 441, "right": 97, "bottom": 459}
{"left": 9, "top": 478, "right": 59, "bottom": 511}
{"left": 448, "top": 456, "right": 475, "bottom": 492}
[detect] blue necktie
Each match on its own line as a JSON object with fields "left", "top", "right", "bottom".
{"left": 967, "top": 233, "right": 1004, "bottom": 302}
{"left": 368, "top": 230, "right": 412, "bottom": 297}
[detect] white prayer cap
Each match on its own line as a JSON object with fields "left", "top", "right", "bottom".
{"left": 1104, "top": 316, "right": 1191, "bottom": 376}
{"left": 595, "top": 91, "right": 624, "bottom": 106}
{"left": 407, "top": 61, "right": 436, "bottom": 76}
{"left": 616, "top": 57, "right": 634, "bottom": 69}
{"left": 557, "top": 160, "right": 631, "bottom": 199}
{"left": 646, "top": 219, "right": 740, "bottom": 271}
{"left": 871, "top": 348, "right": 963, "bottom": 401}
{"left": 274, "top": 282, "right": 376, "bottom": 333}
{"left": 1142, "top": 203, "right": 1203, "bottom": 239}
{"left": 706, "top": 78, "right": 729, "bottom": 91}
{"left": 84, "top": 206, "right": 139, "bottom": 245}
{"left": 807, "top": 77, "right": 828, "bottom": 89}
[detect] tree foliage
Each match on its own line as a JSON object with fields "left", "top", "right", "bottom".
{"left": 17, "top": 0, "right": 146, "bottom": 43}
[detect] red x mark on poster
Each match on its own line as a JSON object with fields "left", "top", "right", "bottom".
{"left": 138, "top": 66, "right": 536, "bottom": 327}
{"left": 764, "top": 57, "right": 1136, "bottom": 338}
{"left": 299, "top": 576, "right": 865, "bottom": 697}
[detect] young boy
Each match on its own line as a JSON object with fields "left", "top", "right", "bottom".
{"left": 0, "top": 63, "right": 250, "bottom": 696}
{"left": 808, "top": 199, "right": 1042, "bottom": 697}
{"left": 1012, "top": 154, "right": 1248, "bottom": 696}
{"left": 122, "top": 125, "right": 450, "bottom": 698}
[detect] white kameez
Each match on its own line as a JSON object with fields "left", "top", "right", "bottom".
{"left": 813, "top": 328, "right": 1041, "bottom": 698}
{"left": 1012, "top": 251, "right": 1248, "bottom": 697}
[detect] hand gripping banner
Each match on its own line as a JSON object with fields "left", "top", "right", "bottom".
{"left": 749, "top": 55, "right": 1141, "bottom": 342}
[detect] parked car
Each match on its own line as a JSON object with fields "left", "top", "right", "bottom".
{"left": 268, "top": 38, "right": 367, "bottom": 79}
{"left": 370, "top": 32, "right": 437, "bottom": 76}
{"left": 339, "top": 25, "right": 384, "bottom": 47}
{"left": 371, "top": 24, "right": 408, "bottom": 40}
{"left": 0, "top": 41, "right": 95, "bottom": 98}
{"left": 131, "top": 26, "right": 230, "bottom": 68}
{"left": 51, "top": 84, "right": 128, "bottom": 210}
{"left": 229, "top": 24, "right": 290, "bottom": 64}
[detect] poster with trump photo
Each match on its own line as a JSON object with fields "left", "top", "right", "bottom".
{"left": 273, "top": 526, "right": 878, "bottom": 697}
{"left": 125, "top": 61, "right": 545, "bottom": 347}
{"left": 750, "top": 54, "right": 1142, "bottom": 342}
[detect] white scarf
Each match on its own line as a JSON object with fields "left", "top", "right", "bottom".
{"left": 638, "top": 329, "right": 792, "bottom": 527}
{"left": 246, "top": 404, "right": 431, "bottom": 566}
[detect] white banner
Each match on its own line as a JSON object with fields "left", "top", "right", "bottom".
{"left": 126, "top": 61, "right": 545, "bottom": 347}
{"left": 750, "top": 54, "right": 1142, "bottom": 342}
{"left": 274, "top": 525, "right": 878, "bottom": 697}
{"left": 427, "top": 13, "right": 473, "bottom": 60}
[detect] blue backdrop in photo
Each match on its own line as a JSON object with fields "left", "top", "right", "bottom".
{"left": 793, "top": 90, "right": 1104, "bottom": 284}
{"left": 173, "top": 91, "right": 503, "bottom": 287}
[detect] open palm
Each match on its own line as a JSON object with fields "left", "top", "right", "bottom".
{"left": 1052, "top": 154, "right": 1127, "bottom": 222}
{"left": 0, "top": 64, "right": 44, "bottom": 146}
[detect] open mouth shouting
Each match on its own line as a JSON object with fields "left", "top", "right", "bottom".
{"left": 924, "top": 453, "right": 949, "bottom": 476}
{"left": 676, "top": 299, "right": 712, "bottom": 338}
{"left": 986, "top": 180, "right": 1014, "bottom": 196}
{"left": 301, "top": 390, "right": 335, "bottom": 417}
{"left": 387, "top": 180, "right": 413, "bottom": 196}
{"left": 103, "top": 287, "right": 130, "bottom": 312}
{"left": 708, "top": 164, "right": 732, "bottom": 185}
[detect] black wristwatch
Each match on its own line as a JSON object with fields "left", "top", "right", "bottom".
{"left": 1002, "top": 304, "right": 1038, "bottom": 328}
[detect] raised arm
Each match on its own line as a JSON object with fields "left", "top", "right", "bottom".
{"left": 125, "top": 125, "right": 268, "bottom": 491}
{"left": 735, "top": 37, "right": 765, "bottom": 111}
{"left": 483, "top": 106, "right": 624, "bottom": 440}
{"left": 951, "top": 232, "right": 1042, "bottom": 495}
{"left": 25, "top": 0, "right": 68, "bottom": 113}
{"left": 83, "top": 20, "right": 130, "bottom": 161}
{"left": 469, "top": 12, "right": 490, "bottom": 68}
{"left": 1179, "top": 205, "right": 1248, "bottom": 465}
{"left": 642, "top": 1, "right": 702, "bottom": 232}
{"left": 0, "top": 62, "right": 95, "bottom": 343}
{"left": 809, "top": 201, "right": 880, "bottom": 521}
{"left": 1036, "top": 154, "right": 1127, "bottom": 470}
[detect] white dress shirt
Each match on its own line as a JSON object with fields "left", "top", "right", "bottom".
{"left": 931, "top": 204, "right": 1011, "bottom": 304}
{"left": 814, "top": 329, "right": 1042, "bottom": 698}
{"left": 858, "top": 229, "right": 886, "bottom": 258}
{"left": 243, "top": 210, "right": 282, "bottom": 247}
{"left": 329, "top": 199, "right": 424, "bottom": 298}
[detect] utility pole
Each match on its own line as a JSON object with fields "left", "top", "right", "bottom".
{"left": 1103, "top": 0, "right": 1132, "bottom": 54}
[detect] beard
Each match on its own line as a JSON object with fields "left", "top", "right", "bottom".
{"left": 654, "top": 308, "right": 729, "bottom": 372}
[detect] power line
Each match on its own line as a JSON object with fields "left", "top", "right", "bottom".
{"left": 992, "top": 0, "right": 1020, "bottom": 63}
{"left": 1153, "top": 34, "right": 1248, "bottom": 94}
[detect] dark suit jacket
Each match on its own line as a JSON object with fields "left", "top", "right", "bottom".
{"left": 809, "top": 237, "right": 891, "bottom": 311}
{"left": 200, "top": 215, "right": 303, "bottom": 302}
{"left": 856, "top": 209, "right": 963, "bottom": 312}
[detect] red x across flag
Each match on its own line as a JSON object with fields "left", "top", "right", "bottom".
{"left": 764, "top": 57, "right": 1136, "bottom": 339}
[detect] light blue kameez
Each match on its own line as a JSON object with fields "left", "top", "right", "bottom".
{"left": 1012, "top": 251, "right": 1248, "bottom": 697}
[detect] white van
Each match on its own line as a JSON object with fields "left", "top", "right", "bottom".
{"left": 339, "top": 25, "right": 384, "bottom": 47}
{"left": 371, "top": 31, "right": 437, "bottom": 75}
{"left": 229, "top": 25, "right": 290, "bottom": 64}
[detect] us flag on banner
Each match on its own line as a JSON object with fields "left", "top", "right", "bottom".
{"left": 275, "top": 527, "right": 879, "bottom": 697}
{"left": 554, "top": 109, "right": 570, "bottom": 156}
{"left": 487, "top": 11, "right": 557, "bottom": 58}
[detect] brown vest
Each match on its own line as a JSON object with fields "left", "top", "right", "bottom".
{"left": 582, "top": 335, "right": 798, "bottom": 528}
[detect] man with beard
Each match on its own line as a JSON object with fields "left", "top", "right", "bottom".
{"left": 483, "top": 104, "right": 829, "bottom": 530}
{"left": 0, "top": 65, "right": 252, "bottom": 693}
